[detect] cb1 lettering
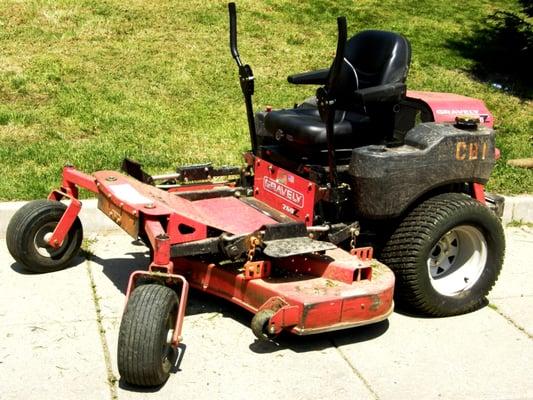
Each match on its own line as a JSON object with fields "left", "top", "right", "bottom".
{"left": 455, "top": 142, "right": 488, "bottom": 161}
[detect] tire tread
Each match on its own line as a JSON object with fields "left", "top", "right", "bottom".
{"left": 6, "top": 200, "right": 83, "bottom": 272}
{"left": 118, "top": 284, "right": 178, "bottom": 387}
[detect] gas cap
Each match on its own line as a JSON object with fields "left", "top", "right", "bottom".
{"left": 454, "top": 115, "right": 480, "bottom": 130}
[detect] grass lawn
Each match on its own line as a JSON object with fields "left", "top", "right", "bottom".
{"left": 0, "top": 0, "right": 531, "bottom": 200}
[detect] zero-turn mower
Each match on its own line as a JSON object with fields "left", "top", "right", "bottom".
{"left": 6, "top": 2, "right": 505, "bottom": 387}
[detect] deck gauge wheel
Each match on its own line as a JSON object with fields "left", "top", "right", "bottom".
{"left": 6, "top": 200, "right": 83, "bottom": 273}
{"left": 118, "top": 284, "right": 179, "bottom": 386}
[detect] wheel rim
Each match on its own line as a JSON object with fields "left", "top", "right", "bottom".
{"left": 161, "top": 308, "right": 177, "bottom": 373}
{"left": 427, "top": 225, "right": 488, "bottom": 296}
{"left": 33, "top": 222, "right": 68, "bottom": 258}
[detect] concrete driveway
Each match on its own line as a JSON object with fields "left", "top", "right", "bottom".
{"left": 1, "top": 227, "right": 532, "bottom": 400}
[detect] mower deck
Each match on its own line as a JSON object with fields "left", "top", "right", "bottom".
{"left": 172, "top": 249, "right": 394, "bottom": 335}
{"left": 94, "top": 170, "right": 277, "bottom": 237}
{"left": 83, "top": 168, "right": 394, "bottom": 334}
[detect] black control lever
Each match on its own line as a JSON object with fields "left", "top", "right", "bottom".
{"left": 229, "top": 2, "right": 241, "bottom": 66}
{"left": 228, "top": 2, "right": 257, "bottom": 154}
{"left": 317, "top": 16, "right": 347, "bottom": 188}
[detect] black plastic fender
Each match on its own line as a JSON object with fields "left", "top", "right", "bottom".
{"left": 348, "top": 123, "right": 495, "bottom": 219}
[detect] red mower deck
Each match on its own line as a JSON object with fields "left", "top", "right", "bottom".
{"left": 50, "top": 165, "right": 395, "bottom": 338}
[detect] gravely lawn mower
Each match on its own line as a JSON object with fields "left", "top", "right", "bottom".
{"left": 7, "top": 3, "right": 505, "bottom": 387}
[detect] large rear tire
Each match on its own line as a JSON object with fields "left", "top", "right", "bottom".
{"left": 380, "top": 193, "right": 505, "bottom": 316}
{"left": 118, "top": 284, "right": 178, "bottom": 387}
{"left": 6, "top": 200, "right": 83, "bottom": 273}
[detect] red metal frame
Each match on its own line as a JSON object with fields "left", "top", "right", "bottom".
{"left": 253, "top": 157, "right": 317, "bottom": 225}
{"left": 472, "top": 182, "right": 486, "bottom": 205}
{"left": 42, "top": 164, "right": 396, "bottom": 338}
{"left": 44, "top": 167, "right": 99, "bottom": 248}
{"left": 47, "top": 156, "right": 493, "bottom": 338}
{"left": 61, "top": 166, "right": 99, "bottom": 195}
{"left": 144, "top": 219, "right": 172, "bottom": 266}
{"left": 49, "top": 197, "right": 81, "bottom": 248}
{"left": 170, "top": 248, "right": 394, "bottom": 334}
{"left": 407, "top": 90, "right": 494, "bottom": 128}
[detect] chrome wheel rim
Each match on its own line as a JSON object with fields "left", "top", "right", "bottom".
{"left": 427, "top": 225, "right": 487, "bottom": 296}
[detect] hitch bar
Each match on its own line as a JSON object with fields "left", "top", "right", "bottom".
{"left": 170, "top": 222, "right": 350, "bottom": 259}
{"left": 122, "top": 158, "right": 241, "bottom": 184}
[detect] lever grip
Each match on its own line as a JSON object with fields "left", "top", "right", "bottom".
{"left": 327, "top": 16, "right": 347, "bottom": 98}
{"left": 228, "top": 2, "right": 241, "bottom": 65}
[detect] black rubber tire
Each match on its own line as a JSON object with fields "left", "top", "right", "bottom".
{"left": 6, "top": 200, "right": 83, "bottom": 273}
{"left": 118, "top": 284, "right": 179, "bottom": 387}
{"left": 380, "top": 193, "right": 505, "bottom": 317}
{"left": 251, "top": 309, "right": 277, "bottom": 341}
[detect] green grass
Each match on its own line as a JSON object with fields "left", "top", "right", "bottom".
{"left": 506, "top": 220, "right": 533, "bottom": 228}
{"left": 0, "top": 0, "right": 531, "bottom": 200}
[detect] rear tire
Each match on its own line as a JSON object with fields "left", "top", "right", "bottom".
{"left": 6, "top": 200, "right": 83, "bottom": 273}
{"left": 118, "top": 284, "right": 178, "bottom": 387}
{"left": 380, "top": 193, "right": 505, "bottom": 316}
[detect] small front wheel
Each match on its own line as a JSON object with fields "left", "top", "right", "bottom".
{"left": 6, "top": 200, "right": 83, "bottom": 273}
{"left": 251, "top": 309, "right": 277, "bottom": 341}
{"left": 118, "top": 284, "right": 178, "bottom": 387}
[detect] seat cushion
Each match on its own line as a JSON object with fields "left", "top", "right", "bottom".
{"left": 263, "top": 107, "right": 370, "bottom": 149}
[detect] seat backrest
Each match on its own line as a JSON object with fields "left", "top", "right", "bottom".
{"left": 339, "top": 30, "right": 411, "bottom": 92}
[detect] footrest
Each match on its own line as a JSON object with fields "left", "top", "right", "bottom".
{"left": 263, "top": 237, "right": 336, "bottom": 258}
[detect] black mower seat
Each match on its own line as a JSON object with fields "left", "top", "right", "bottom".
{"left": 264, "top": 107, "right": 370, "bottom": 148}
{"left": 262, "top": 30, "right": 411, "bottom": 152}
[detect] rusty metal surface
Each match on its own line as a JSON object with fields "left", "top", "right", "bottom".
{"left": 263, "top": 237, "right": 337, "bottom": 258}
{"left": 240, "top": 196, "right": 296, "bottom": 223}
{"left": 243, "top": 260, "right": 271, "bottom": 280}
{"left": 274, "top": 247, "right": 372, "bottom": 285}
{"left": 97, "top": 195, "right": 139, "bottom": 238}
{"left": 94, "top": 171, "right": 277, "bottom": 236}
{"left": 291, "top": 304, "right": 394, "bottom": 335}
{"left": 172, "top": 247, "right": 395, "bottom": 334}
{"left": 350, "top": 246, "right": 374, "bottom": 261}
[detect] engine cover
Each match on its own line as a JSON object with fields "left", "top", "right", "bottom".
{"left": 348, "top": 122, "right": 495, "bottom": 218}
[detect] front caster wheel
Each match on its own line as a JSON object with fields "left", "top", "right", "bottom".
{"left": 380, "top": 193, "right": 505, "bottom": 317}
{"left": 118, "top": 284, "right": 178, "bottom": 387}
{"left": 6, "top": 200, "right": 83, "bottom": 273}
{"left": 251, "top": 309, "right": 277, "bottom": 341}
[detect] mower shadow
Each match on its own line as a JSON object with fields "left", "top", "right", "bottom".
{"left": 392, "top": 297, "right": 490, "bottom": 318}
{"left": 9, "top": 255, "right": 86, "bottom": 275}
{"left": 86, "top": 250, "right": 149, "bottom": 293}
{"left": 248, "top": 320, "right": 390, "bottom": 355}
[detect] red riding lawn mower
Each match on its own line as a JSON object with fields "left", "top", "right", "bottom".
{"left": 7, "top": 3, "right": 505, "bottom": 387}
